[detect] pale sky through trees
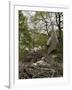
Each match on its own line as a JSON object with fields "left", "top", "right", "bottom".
{"left": 22, "top": 11, "right": 63, "bottom": 36}
{"left": 22, "top": 11, "right": 36, "bottom": 30}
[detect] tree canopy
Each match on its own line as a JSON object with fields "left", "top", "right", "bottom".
{"left": 19, "top": 10, "right": 63, "bottom": 62}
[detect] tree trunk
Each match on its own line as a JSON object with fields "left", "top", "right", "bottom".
{"left": 45, "top": 21, "right": 49, "bottom": 38}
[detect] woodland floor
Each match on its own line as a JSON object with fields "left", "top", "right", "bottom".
{"left": 19, "top": 49, "right": 63, "bottom": 79}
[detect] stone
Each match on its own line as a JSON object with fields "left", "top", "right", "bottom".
{"left": 41, "top": 57, "right": 45, "bottom": 60}
{"left": 31, "top": 63, "right": 37, "bottom": 67}
{"left": 47, "top": 30, "right": 59, "bottom": 54}
{"left": 30, "top": 60, "right": 50, "bottom": 68}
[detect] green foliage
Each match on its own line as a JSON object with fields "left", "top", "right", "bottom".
{"left": 19, "top": 11, "right": 32, "bottom": 48}
{"left": 30, "top": 30, "right": 48, "bottom": 47}
{"left": 19, "top": 11, "right": 32, "bottom": 61}
{"left": 31, "top": 11, "right": 50, "bottom": 37}
{"left": 32, "top": 11, "right": 48, "bottom": 21}
{"left": 19, "top": 11, "right": 63, "bottom": 64}
{"left": 19, "top": 11, "right": 48, "bottom": 61}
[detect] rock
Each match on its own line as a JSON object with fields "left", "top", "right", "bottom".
{"left": 36, "top": 60, "right": 47, "bottom": 66}
{"left": 36, "top": 60, "right": 45, "bottom": 64}
{"left": 52, "top": 55, "right": 57, "bottom": 58}
{"left": 19, "top": 60, "right": 63, "bottom": 79}
{"left": 30, "top": 60, "right": 50, "bottom": 68}
{"left": 41, "top": 57, "right": 45, "bottom": 60}
{"left": 47, "top": 30, "right": 59, "bottom": 54}
{"left": 19, "top": 62, "right": 25, "bottom": 73}
{"left": 31, "top": 46, "right": 42, "bottom": 52}
{"left": 31, "top": 63, "right": 37, "bottom": 67}
{"left": 25, "top": 47, "right": 29, "bottom": 51}
{"left": 23, "top": 51, "right": 42, "bottom": 63}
